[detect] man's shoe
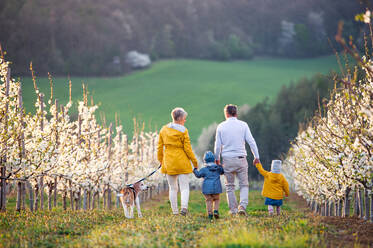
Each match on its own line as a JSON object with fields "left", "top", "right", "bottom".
{"left": 208, "top": 214, "right": 213, "bottom": 220}
{"left": 180, "top": 208, "right": 188, "bottom": 216}
{"left": 213, "top": 210, "right": 219, "bottom": 219}
{"left": 238, "top": 205, "right": 247, "bottom": 216}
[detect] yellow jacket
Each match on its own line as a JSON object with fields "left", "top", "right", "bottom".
{"left": 157, "top": 124, "right": 198, "bottom": 175}
{"left": 255, "top": 163, "right": 289, "bottom": 200}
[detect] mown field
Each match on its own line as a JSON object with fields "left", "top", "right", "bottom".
{"left": 20, "top": 56, "right": 339, "bottom": 142}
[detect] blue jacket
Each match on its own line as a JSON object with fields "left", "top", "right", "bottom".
{"left": 193, "top": 163, "right": 224, "bottom": 194}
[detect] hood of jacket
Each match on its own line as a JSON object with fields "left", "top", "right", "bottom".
{"left": 205, "top": 163, "right": 220, "bottom": 171}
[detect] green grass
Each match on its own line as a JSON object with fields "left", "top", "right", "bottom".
{"left": 0, "top": 190, "right": 327, "bottom": 248}
{"left": 19, "top": 56, "right": 340, "bottom": 142}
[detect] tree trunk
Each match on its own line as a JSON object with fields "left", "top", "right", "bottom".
{"left": 364, "top": 189, "right": 370, "bottom": 220}
{"left": 53, "top": 177, "right": 57, "bottom": 207}
{"left": 92, "top": 192, "right": 96, "bottom": 209}
{"left": 75, "top": 196, "right": 79, "bottom": 211}
{"left": 0, "top": 166, "right": 6, "bottom": 212}
{"left": 317, "top": 203, "right": 321, "bottom": 215}
{"left": 116, "top": 194, "right": 120, "bottom": 209}
{"left": 311, "top": 201, "right": 315, "bottom": 212}
{"left": 78, "top": 189, "right": 81, "bottom": 210}
{"left": 103, "top": 189, "right": 106, "bottom": 209}
{"left": 40, "top": 176, "right": 44, "bottom": 210}
{"left": 34, "top": 184, "right": 39, "bottom": 211}
{"left": 107, "top": 186, "right": 111, "bottom": 210}
{"left": 88, "top": 191, "right": 91, "bottom": 210}
{"left": 63, "top": 191, "right": 67, "bottom": 210}
{"left": 83, "top": 189, "right": 87, "bottom": 210}
{"left": 16, "top": 181, "right": 22, "bottom": 211}
{"left": 69, "top": 180, "right": 74, "bottom": 210}
{"left": 21, "top": 182, "right": 26, "bottom": 210}
{"left": 97, "top": 192, "right": 100, "bottom": 209}
{"left": 370, "top": 193, "right": 373, "bottom": 222}
{"left": 329, "top": 201, "right": 334, "bottom": 216}
{"left": 325, "top": 201, "right": 329, "bottom": 216}
{"left": 359, "top": 189, "right": 364, "bottom": 219}
{"left": 344, "top": 188, "right": 351, "bottom": 217}
{"left": 28, "top": 182, "right": 34, "bottom": 212}
{"left": 313, "top": 202, "right": 317, "bottom": 214}
{"left": 48, "top": 184, "right": 53, "bottom": 210}
{"left": 334, "top": 200, "right": 339, "bottom": 216}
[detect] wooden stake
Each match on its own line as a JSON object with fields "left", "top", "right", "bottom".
{"left": 69, "top": 77, "right": 72, "bottom": 103}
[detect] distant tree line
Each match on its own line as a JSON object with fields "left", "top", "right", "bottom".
{"left": 0, "top": 0, "right": 364, "bottom": 76}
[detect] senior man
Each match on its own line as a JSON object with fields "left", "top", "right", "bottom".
{"left": 214, "top": 104, "right": 260, "bottom": 216}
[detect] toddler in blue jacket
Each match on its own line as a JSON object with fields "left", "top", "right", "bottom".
{"left": 193, "top": 151, "right": 224, "bottom": 219}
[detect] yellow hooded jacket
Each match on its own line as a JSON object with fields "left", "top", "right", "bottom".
{"left": 157, "top": 124, "right": 198, "bottom": 175}
{"left": 255, "top": 163, "right": 290, "bottom": 200}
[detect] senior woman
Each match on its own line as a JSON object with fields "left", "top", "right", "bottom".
{"left": 157, "top": 107, "right": 198, "bottom": 216}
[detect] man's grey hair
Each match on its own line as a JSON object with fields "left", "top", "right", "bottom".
{"left": 171, "top": 107, "right": 188, "bottom": 121}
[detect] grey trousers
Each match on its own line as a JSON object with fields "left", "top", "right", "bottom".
{"left": 222, "top": 157, "right": 249, "bottom": 213}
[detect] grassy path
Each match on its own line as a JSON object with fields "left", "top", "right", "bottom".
{"left": 3, "top": 190, "right": 372, "bottom": 247}
{"left": 67, "top": 191, "right": 324, "bottom": 248}
{"left": 0, "top": 191, "right": 323, "bottom": 247}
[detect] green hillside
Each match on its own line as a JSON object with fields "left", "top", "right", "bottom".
{"left": 20, "top": 56, "right": 340, "bottom": 142}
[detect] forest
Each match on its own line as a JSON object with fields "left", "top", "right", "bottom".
{"left": 0, "top": 0, "right": 364, "bottom": 76}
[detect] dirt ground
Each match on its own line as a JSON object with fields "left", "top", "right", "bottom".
{"left": 291, "top": 194, "right": 373, "bottom": 248}
{"left": 321, "top": 215, "right": 373, "bottom": 248}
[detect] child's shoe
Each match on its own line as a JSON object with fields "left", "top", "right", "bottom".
{"left": 213, "top": 210, "right": 219, "bottom": 219}
{"left": 208, "top": 214, "right": 213, "bottom": 220}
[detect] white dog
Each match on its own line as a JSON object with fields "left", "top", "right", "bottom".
{"left": 118, "top": 181, "right": 148, "bottom": 218}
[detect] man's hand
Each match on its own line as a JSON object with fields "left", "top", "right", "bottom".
{"left": 253, "top": 158, "right": 260, "bottom": 165}
{"left": 215, "top": 160, "right": 220, "bottom": 165}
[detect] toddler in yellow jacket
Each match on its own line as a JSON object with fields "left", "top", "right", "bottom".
{"left": 254, "top": 160, "right": 289, "bottom": 215}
